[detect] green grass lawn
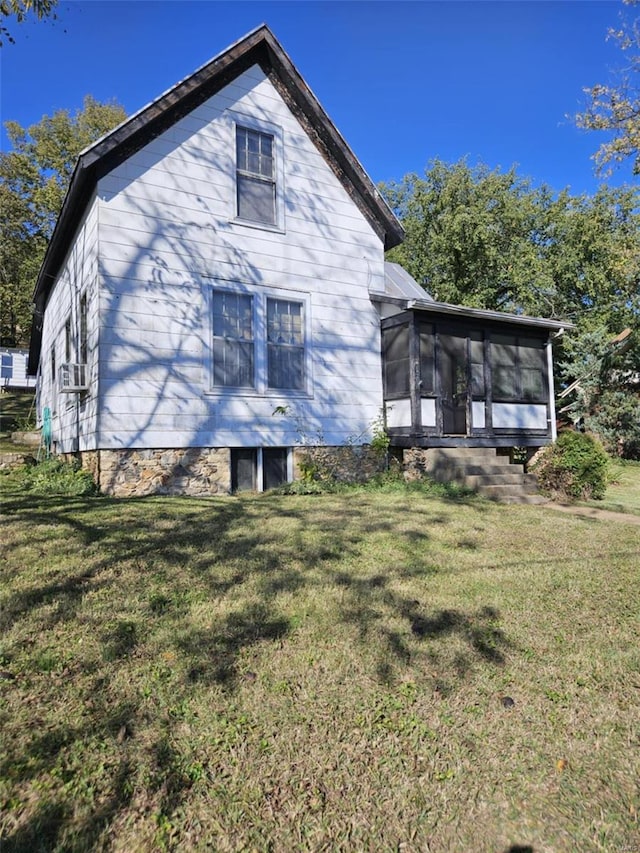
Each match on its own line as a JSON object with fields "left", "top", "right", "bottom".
{"left": 589, "top": 459, "right": 640, "bottom": 517}
{"left": 1, "top": 484, "right": 639, "bottom": 852}
{"left": 0, "top": 391, "right": 36, "bottom": 453}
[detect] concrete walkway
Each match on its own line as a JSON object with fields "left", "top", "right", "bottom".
{"left": 543, "top": 502, "right": 640, "bottom": 526}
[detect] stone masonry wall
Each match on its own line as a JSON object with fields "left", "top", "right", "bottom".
{"left": 401, "top": 448, "right": 432, "bottom": 481}
{"left": 80, "top": 448, "right": 231, "bottom": 498}
{"left": 292, "top": 444, "right": 389, "bottom": 483}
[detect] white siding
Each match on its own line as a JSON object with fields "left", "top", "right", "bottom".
{"left": 37, "top": 196, "right": 100, "bottom": 453}
{"left": 95, "top": 65, "right": 385, "bottom": 450}
{"left": 1, "top": 349, "right": 36, "bottom": 389}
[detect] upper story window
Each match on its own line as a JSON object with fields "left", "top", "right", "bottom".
{"left": 212, "top": 291, "right": 255, "bottom": 388}
{"left": 236, "top": 126, "right": 276, "bottom": 226}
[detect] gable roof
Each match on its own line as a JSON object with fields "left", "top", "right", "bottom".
{"left": 29, "top": 25, "right": 404, "bottom": 373}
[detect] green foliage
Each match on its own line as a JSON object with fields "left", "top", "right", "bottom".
{"left": 0, "top": 0, "right": 57, "bottom": 46}
{"left": 2, "top": 457, "right": 98, "bottom": 496}
{"left": 575, "top": 0, "right": 640, "bottom": 176}
{"left": 370, "top": 411, "right": 391, "bottom": 456}
{"left": 589, "top": 389, "right": 640, "bottom": 459}
{"left": 272, "top": 407, "right": 391, "bottom": 487}
{"left": 275, "top": 464, "right": 475, "bottom": 500}
{"left": 533, "top": 431, "right": 609, "bottom": 501}
{"left": 560, "top": 327, "right": 640, "bottom": 459}
{"left": 0, "top": 96, "right": 127, "bottom": 345}
{"left": 380, "top": 159, "right": 640, "bottom": 330}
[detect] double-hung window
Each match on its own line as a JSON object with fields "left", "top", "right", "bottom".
{"left": 267, "top": 298, "right": 305, "bottom": 390}
{"left": 212, "top": 291, "right": 254, "bottom": 388}
{"left": 236, "top": 126, "right": 276, "bottom": 226}
{"left": 209, "top": 288, "right": 307, "bottom": 394}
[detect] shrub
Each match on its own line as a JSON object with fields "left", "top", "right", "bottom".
{"left": 532, "top": 431, "right": 608, "bottom": 501}
{"left": 588, "top": 389, "right": 640, "bottom": 460}
{"left": 2, "top": 457, "right": 98, "bottom": 496}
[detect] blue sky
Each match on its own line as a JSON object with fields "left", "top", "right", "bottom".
{"left": 0, "top": 1, "right": 636, "bottom": 196}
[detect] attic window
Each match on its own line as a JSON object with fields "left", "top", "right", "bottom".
{"left": 236, "top": 126, "right": 276, "bottom": 226}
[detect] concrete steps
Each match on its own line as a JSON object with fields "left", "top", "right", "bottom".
{"left": 421, "top": 447, "right": 547, "bottom": 504}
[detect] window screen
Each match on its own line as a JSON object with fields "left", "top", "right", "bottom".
{"left": 382, "top": 324, "right": 410, "bottom": 397}
{"left": 470, "top": 331, "right": 485, "bottom": 398}
{"left": 519, "top": 337, "right": 546, "bottom": 401}
{"left": 65, "top": 318, "right": 72, "bottom": 362}
{"left": 418, "top": 323, "right": 435, "bottom": 395}
{"left": 231, "top": 449, "right": 257, "bottom": 492}
{"left": 491, "top": 333, "right": 546, "bottom": 402}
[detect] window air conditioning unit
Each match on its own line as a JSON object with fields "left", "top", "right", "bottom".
{"left": 59, "top": 363, "right": 88, "bottom": 392}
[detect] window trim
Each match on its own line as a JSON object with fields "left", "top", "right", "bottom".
{"left": 204, "top": 281, "right": 312, "bottom": 398}
{"left": 226, "top": 111, "right": 286, "bottom": 233}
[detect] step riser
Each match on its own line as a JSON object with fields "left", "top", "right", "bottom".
{"left": 429, "top": 463, "right": 521, "bottom": 476}
{"left": 416, "top": 447, "right": 542, "bottom": 503}
{"left": 459, "top": 474, "right": 526, "bottom": 489}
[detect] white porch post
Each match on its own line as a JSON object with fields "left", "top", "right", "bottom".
{"left": 546, "top": 338, "right": 557, "bottom": 441}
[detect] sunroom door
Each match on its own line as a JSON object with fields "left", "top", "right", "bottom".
{"left": 439, "top": 333, "right": 468, "bottom": 435}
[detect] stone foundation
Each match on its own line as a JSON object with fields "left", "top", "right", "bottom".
{"left": 401, "top": 448, "right": 432, "bottom": 481}
{"left": 76, "top": 447, "right": 232, "bottom": 498}
{"left": 292, "top": 444, "right": 388, "bottom": 483}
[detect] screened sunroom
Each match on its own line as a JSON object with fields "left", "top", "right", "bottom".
{"left": 376, "top": 277, "right": 569, "bottom": 449}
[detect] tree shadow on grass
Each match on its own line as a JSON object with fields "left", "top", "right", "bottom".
{"left": 0, "top": 488, "right": 512, "bottom": 849}
{"left": 177, "top": 601, "right": 291, "bottom": 686}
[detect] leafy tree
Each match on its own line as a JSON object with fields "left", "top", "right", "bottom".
{"left": 542, "top": 185, "right": 640, "bottom": 331}
{"left": 575, "top": 0, "right": 640, "bottom": 175}
{"left": 559, "top": 327, "right": 640, "bottom": 459}
{"left": 381, "top": 160, "right": 640, "bottom": 332}
{"left": 0, "top": 0, "right": 57, "bottom": 46}
{"left": 0, "top": 96, "right": 127, "bottom": 346}
{"left": 382, "top": 160, "right": 545, "bottom": 313}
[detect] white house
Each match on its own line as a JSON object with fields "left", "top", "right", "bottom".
{"left": 29, "top": 26, "right": 568, "bottom": 497}
{"left": 1, "top": 348, "right": 36, "bottom": 390}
